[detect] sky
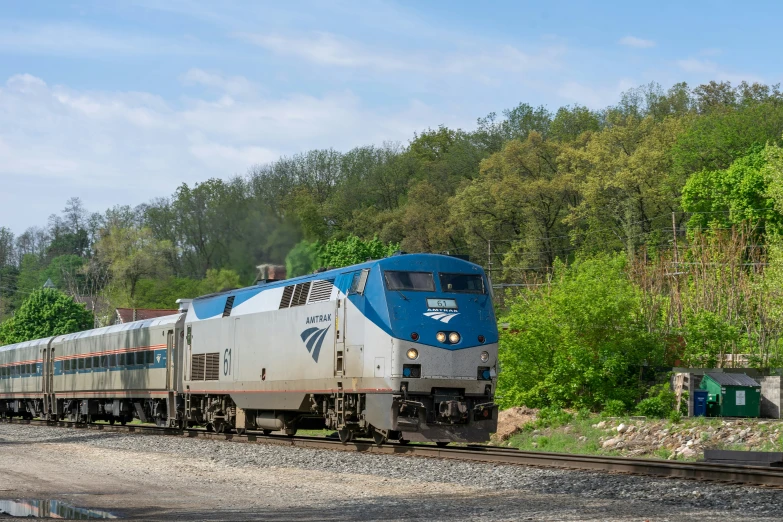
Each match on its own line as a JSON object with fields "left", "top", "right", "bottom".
{"left": 0, "top": 0, "right": 780, "bottom": 234}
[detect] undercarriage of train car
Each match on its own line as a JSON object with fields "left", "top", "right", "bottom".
{"left": 0, "top": 399, "right": 42, "bottom": 420}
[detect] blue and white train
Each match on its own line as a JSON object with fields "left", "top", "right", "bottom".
{"left": 0, "top": 253, "right": 498, "bottom": 444}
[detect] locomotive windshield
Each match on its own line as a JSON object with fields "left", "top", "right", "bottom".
{"left": 384, "top": 271, "right": 435, "bottom": 291}
{"left": 439, "top": 273, "right": 485, "bottom": 294}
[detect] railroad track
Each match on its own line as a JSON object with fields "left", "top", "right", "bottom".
{"left": 4, "top": 417, "right": 783, "bottom": 488}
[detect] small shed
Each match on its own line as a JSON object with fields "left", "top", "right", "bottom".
{"left": 700, "top": 372, "right": 761, "bottom": 418}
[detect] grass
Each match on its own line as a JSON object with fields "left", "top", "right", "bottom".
{"left": 497, "top": 414, "right": 783, "bottom": 461}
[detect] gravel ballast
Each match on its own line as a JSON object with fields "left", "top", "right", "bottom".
{"left": 1, "top": 423, "right": 783, "bottom": 521}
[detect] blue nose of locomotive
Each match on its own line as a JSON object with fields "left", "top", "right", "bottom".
{"left": 377, "top": 254, "right": 498, "bottom": 349}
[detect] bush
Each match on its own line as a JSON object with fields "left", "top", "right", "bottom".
{"left": 577, "top": 408, "right": 592, "bottom": 420}
{"left": 668, "top": 410, "right": 682, "bottom": 424}
{"left": 635, "top": 397, "right": 669, "bottom": 418}
{"left": 602, "top": 400, "right": 627, "bottom": 417}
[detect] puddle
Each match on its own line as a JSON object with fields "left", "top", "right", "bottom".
{"left": 0, "top": 499, "right": 118, "bottom": 519}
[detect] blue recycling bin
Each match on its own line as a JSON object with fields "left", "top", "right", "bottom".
{"left": 693, "top": 389, "right": 708, "bottom": 417}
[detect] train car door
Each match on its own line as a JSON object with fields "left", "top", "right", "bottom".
{"left": 166, "top": 330, "right": 175, "bottom": 390}
{"left": 42, "top": 340, "right": 55, "bottom": 420}
{"left": 344, "top": 269, "right": 368, "bottom": 378}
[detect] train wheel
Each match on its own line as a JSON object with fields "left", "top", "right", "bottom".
{"left": 436, "top": 441, "right": 450, "bottom": 448}
{"left": 236, "top": 428, "right": 246, "bottom": 436}
{"left": 215, "top": 421, "right": 227, "bottom": 434}
{"left": 372, "top": 430, "right": 387, "bottom": 447}
{"left": 109, "top": 418, "right": 115, "bottom": 426}
{"left": 337, "top": 427, "right": 353, "bottom": 444}
{"left": 205, "top": 423, "right": 214, "bottom": 433}
{"left": 262, "top": 429, "right": 272, "bottom": 436}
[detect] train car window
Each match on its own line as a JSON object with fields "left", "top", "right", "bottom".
{"left": 64, "top": 360, "right": 70, "bottom": 372}
{"left": 108, "top": 354, "right": 117, "bottom": 368}
{"left": 439, "top": 273, "right": 486, "bottom": 294}
{"left": 78, "top": 358, "right": 85, "bottom": 370}
{"left": 100, "top": 355, "right": 108, "bottom": 368}
{"left": 92, "top": 356, "right": 100, "bottom": 369}
{"left": 118, "top": 353, "right": 126, "bottom": 366}
{"left": 146, "top": 351, "right": 154, "bottom": 364}
{"left": 384, "top": 271, "right": 435, "bottom": 292}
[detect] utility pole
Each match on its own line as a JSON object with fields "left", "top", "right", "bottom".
{"left": 487, "top": 239, "right": 492, "bottom": 287}
{"left": 671, "top": 212, "right": 679, "bottom": 266}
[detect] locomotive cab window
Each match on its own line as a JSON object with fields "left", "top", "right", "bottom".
{"left": 439, "top": 273, "right": 486, "bottom": 294}
{"left": 384, "top": 271, "right": 435, "bottom": 292}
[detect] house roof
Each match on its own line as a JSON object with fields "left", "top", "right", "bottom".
{"left": 115, "top": 308, "right": 178, "bottom": 324}
{"left": 705, "top": 372, "right": 760, "bottom": 387}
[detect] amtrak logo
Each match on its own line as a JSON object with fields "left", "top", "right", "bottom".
{"left": 424, "top": 309, "right": 460, "bottom": 323}
{"left": 300, "top": 325, "right": 331, "bottom": 362}
{"left": 156, "top": 354, "right": 162, "bottom": 364}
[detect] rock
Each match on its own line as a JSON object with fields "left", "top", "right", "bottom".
{"left": 563, "top": 426, "right": 572, "bottom": 434}
{"left": 626, "top": 425, "right": 636, "bottom": 434}
{"left": 595, "top": 421, "right": 607, "bottom": 429}
{"left": 603, "top": 438, "right": 621, "bottom": 448}
{"left": 679, "top": 447, "right": 697, "bottom": 458}
{"left": 578, "top": 436, "right": 587, "bottom": 442}
{"left": 616, "top": 424, "right": 628, "bottom": 434}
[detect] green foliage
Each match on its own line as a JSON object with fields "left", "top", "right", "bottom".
{"left": 497, "top": 253, "right": 665, "bottom": 410}
{"left": 285, "top": 240, "right": 323, "bottom": 277}
{"left": 320, "top": 235, "right": 400, "bottom": 269}
{"left": 682, "top": 310, "right": 742, "bottom": 368}
{"left": 682, "top": 147, "right": 782, "bottom": 234}
{"left": 602, "top": 400, "right": 628, "bottom": 417}
{"left": 0, "top": 289, "right": 93, "bottom": 344}
{"left": 634, "top": 383, "right": 676, "bottom": 418}
{"left": 534, "top": 407, "right": 573, "bottom": 429}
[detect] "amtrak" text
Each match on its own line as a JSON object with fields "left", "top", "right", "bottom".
{"left": 305, "top": 314, "right": 332, "bottom": 324}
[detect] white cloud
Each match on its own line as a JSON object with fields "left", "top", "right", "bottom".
{"left": 557, "top": 78, "right": 637, "bottom": 109}
{"left": 619, "top": 36, "right": 656, "bottom": 48}
{"left": 676, "top": 58, "right": 763, "bottom": 84}
{"left": 235, "top": 30, "right": 565, "bottom": 77}
{"left": 0, "top": 72, "right": 451, "bottom": 233}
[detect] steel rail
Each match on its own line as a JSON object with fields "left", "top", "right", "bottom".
{"left": 4, "top": 418, "right": 783, "bottom": 487}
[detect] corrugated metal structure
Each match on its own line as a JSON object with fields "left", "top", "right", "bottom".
{"left": 700, "top": 372, "right": 761, "bottom": 417}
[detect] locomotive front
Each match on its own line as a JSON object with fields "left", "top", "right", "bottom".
{"left": 369, "top": 254, "right": 498, "bottom": 443}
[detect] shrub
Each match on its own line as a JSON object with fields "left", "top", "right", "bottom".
{"left": 635, "top": 397, "right": 669, "bottom": 418}
{"left": 668, "top": 410, "right": 682, "bottom": 423}
{"left": 577, "top": 408, "right": 592, "bottom": 420}
{"left": 602, "top": 400, "right": 627, "bottom": 417}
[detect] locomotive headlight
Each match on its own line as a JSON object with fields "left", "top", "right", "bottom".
{"left": 480, "top": 351, "right": 489, "bottom": 362}
{"left": 436, "top": 332, "right": 447, "bottom": 343}
{"left": 406, "top": 348, "right": 419, "bottom": 360}
{"left": 448, "top": 332, "right": 461, "bottom": 344}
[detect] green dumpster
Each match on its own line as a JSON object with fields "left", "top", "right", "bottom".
{"left": 700, "top": 372, "right": 761, "bottom": 417}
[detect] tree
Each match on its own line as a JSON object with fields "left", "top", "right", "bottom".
{"left": 96, "top": 227, "right": 174, "bottom": 302}
{"left": 320, "top": 236, "right": 400, "bottom": 268}
{"left": 0, "top": 289, "right": 93, "bottom": 344}
{"left": 497, "top": 253, "right": 664, "bottom": 410}
{"left": 285, "top": 240, "right": 322, "bottom": 277}
{"left": 682, "top": 146, "right": 782, "bottom": 234}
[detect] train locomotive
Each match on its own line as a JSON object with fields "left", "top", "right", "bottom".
{"left": 0, "top": 253, "right": 498, "bottom": 444}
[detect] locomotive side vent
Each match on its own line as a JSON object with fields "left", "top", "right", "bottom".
{"left": 223, "top": 295, "right": 235, "bottom": 317}
{"left": 279, "top": 285, "right": 294, "bottom": 309}
{"left": 292, "top": 281, "right": 311, "bottom": 307}
{"left": 191, "top": 353, "right": 206, "bottom": 381}
{"left": 307, "top": 279, "right": 334, "bottom": 303}
{"left": 205, "top": 353, "right": 220, "bottom": 380}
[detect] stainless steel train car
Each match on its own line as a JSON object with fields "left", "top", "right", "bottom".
{"left": 0, "top": 253, "right": 498, "bottom": 444}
